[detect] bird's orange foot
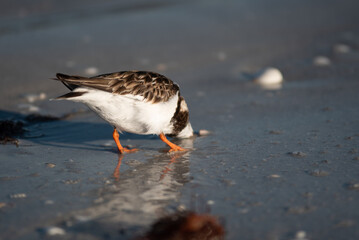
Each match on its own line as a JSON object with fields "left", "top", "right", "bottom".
{"left": 168, "top": 146, "right": 186, "bottom": 152}
{"left": 159, "top": 133, "right": 187, "bottom": 153}
{"left": 121, "top": 148, "right": 139, "bottom": 154}
{"left": 113, "top": 128, "right": 138, "bottom": 154}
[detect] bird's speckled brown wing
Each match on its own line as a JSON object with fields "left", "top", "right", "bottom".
{"left": 55, "top": 71, "right": 180, "bottom": 103}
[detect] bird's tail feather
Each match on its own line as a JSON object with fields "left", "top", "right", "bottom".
{"left": 53, "top": 91, "right": 87, "bottom": 100}
{"left": 54, "top": 73, "right": 88, "bottom": 91}
{"left": 53, "top": 73, "right": 110, "bottom": 92}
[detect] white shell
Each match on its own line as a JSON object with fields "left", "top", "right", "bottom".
{"left": 10, "top": 193, "right": 27, "bottom": 199}
{"left": 334, "top": 44, "right": 350, "bottom": 54}
{"left": 254, "top": 67, "right": 283, "bottom": 85}
{"left": 44, "top": 200, "right": 54, "bottom": 205}
{"left": 84, "top": 67, "right": 99, "bottom": 75}
{"left": 313, "top": 56, "right": 331, "bottom": 66}
{"left": 25, "top": 92, "right": 46, "bottom": 103}
{"left": 44, "top": 226, "right": 66, "bottom": 236}
{"left": 268, "top": 174, "right": 281, "bottom": 178}
{"left": 294, "top": 230, "right": 308, "bottom": 240}
{"left": 199, "top": 129, "right": 211, "bottom": 136}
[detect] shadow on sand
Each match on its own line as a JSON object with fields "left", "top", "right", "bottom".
{"left": 0, "top": 109, "right": 166, "bottom": 152}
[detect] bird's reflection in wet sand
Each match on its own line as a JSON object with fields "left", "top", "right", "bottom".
{"left": 112, "top": 137, "right": 193, "bottom": 182}
{"left": 159, "top": 151, "right": 188, "bottom": 181}
{"left": 112, "top": 151, "right": 188, "bottom": 182}
{"left": 67, "top": 138, "right": 194, "bottom": 237}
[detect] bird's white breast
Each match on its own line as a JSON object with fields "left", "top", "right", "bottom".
{"left": 69, "top": 88, "right": 178, "bottom": 135}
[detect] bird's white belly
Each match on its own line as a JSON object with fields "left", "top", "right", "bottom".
{"left": 72, "top": 88, "right": 178, "bottom": 135}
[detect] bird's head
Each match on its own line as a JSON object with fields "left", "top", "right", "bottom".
{"left": 173, "top": 97, "right": 194, "bottom": 139}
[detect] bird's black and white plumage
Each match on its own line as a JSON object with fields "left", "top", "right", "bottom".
{"left": 53, "top": 71, "right": 193, "bottom": 153}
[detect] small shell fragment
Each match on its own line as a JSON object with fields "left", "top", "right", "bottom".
{"left": 310, "top": 169, "right": 329, "bottom": 177}
{"left": 335, "top": 219, "right": 356, "bottom": 228}
{"left": 84, "top": 67, "right": 98, "bottom": 75}
{"left": 288, "top": 151, "right": 306, "bottom": 158}
{"left": 25, "top": 93, "right": 47, "bottom": 103}
{"left": 345, "top": 182, "right": 359, "bottom": 191}
{"left": 10, "top": 193, "right": 27, "bottom": 199}
{"left": 268, "top": 174, "right": 281, "bottom": 178}
{"left": 269, "top": 130, "right": 282, "bottom": 135}
{"left": 45, "top": 163, "right": 56, "bottom": 168}
{"left": 313, "top": 56, "right": 331, "bottom": 66}
{"left": 254, "top": 67, "right": 283, "bottom": 85}
{"left": 199, "top": 129, "right": 211, "bottom": 136}
{"left": 334, "top": 44, "right": 350, "bottom": 54}
{"left": 43, "top": 226, "right": 66, "bottom": 236}
{"left": 294, "top": 230, "right": 309, "bottom": 240}
{"left": 177, "top": 204, "right": 186, "bottom": 211}
{"left": 74, "top": 215, "right": 90, "bottom": 223}
{"left": 44, "top": 200, "right": 54, "bottom": 205}
{"left": 62, "top": 179, "right": 79, "bottom": 184}
{"left": 103, "top": 140, "right": 114, "bottom": 147}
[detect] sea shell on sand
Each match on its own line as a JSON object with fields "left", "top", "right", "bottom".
{"left": 254, "top": 67, "right": 283, "bottom": 85}
{"left": 199, "top": 129, "right": 211, "bottom": 136}
{"left": 313, "top": 56, "right": 331, "bottom": 66}
{"left": 334, "top": 44, "right": 350, "bottom": 54}
{"left": 24, "top": 93, "right": 46, "bottom": 103}
{"left": 84, "top": 67, "right": 99, "bottom": 75}
{"left": 9, "top": 193, "right": 27, "bottom": 199}
{"left": 43, "top": 226, "right": 66, "bottom": 236}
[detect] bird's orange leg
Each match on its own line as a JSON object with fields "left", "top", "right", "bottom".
{"left": 113, "top": 128, "right": 138, "bottom": 154}
{"left": 159, "top": 133, "right": 186, "bottom": 152}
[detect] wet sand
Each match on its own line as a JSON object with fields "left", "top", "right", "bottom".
{"left": 1, "top": 0, "right": 359, "bottom": 239}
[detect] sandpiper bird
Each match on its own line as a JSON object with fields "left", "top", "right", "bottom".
{"left": 53, "top": 71, "right": 194, "bottom": 153}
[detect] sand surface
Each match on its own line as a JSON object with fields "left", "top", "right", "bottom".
{"left": 1, "top": 0, "right": 359, "bottom": 239}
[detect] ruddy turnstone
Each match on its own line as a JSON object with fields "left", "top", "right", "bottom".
{"left": 53, "top": 71, "right": 193, "bottom": 153}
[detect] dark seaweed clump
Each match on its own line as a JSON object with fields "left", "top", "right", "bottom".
{"left": 0, "top": 120, "right": 25, "bottom": 146}
{"left": 136, "top": 211, "right": 225, "bottom": 240}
